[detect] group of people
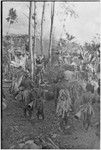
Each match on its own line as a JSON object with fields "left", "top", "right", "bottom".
{"left": 4, "top": 47, "right": 100, "bottom": 133}
{"left": 17, "top": 70, "right": 45, "bottom": 120}
{"left": 9, "top": 53, "right": 46, "bottom": 120}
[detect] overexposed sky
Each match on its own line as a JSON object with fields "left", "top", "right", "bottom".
{"left": 3, "top": 2, "right": 100, "bottom": 44}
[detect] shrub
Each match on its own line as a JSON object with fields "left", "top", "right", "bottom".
{"left": 45, "top": 65, "right": 64, "bottom": 83}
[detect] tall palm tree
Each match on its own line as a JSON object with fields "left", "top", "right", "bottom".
{"left": 6, "top": 8, "right": 18, "bottom": 35}
{"left": 29, "top": 2, "right": 34, "bottom": 80}
{"left": 40, "top": 2, "right": 45, "bottom": 56}
{"left": 33, "top": 2, "right": 37, "bottom": 75}
{"left": 6, "top": 8, "right": 18, "bottom": 80}
{"left": 48, "top": 1, "right": 55, "bottom": 66}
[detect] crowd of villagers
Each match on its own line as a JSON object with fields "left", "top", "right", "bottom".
{"left": 2, "top": 41, "right": 100, "bottom": 134}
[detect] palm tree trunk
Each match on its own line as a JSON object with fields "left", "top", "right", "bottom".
{"left": 33, "top": 2, "right": 36, "bottom": 75}
{"left": 28, "top": 5, "right": 30, "bottom": 39}
{"left": 40, "top": 2, "right": 45, "bottom": 56}
{"left": 48, "top": 2, "right": 55, "bottom": 66}
{"left": 7, "top": 23, "right": 11, "bottom": 35}
{"left": 29, "top": 1, "right": 34, "bottom": 80}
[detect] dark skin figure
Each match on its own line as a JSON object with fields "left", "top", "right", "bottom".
{"left": 53, "top": 83, "right": 60, "bottom": 109}
{"left": 22, "top": 89, "right": 36, "bottom": 119}
{"left": 35, "top": 97, "right": 44, "bottom": 120}
{"left": 24, "top": 103, "right": 33, "bottom": 119}
{"left": 83, "top": 109, "right": 92, "bottom": 130}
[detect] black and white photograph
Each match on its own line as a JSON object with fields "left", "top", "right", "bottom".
{"left": 1, "top": 0, "right": 100, "bottom": 149}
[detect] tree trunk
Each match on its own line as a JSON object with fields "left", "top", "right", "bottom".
{"left": 33, "top": 2, "right": 36, "bottom": 76}
{"left": 7, "top": 23, "right": 11, "bottom": 35}
{"left": 40, "top": 2, "right": 45, "bottom": 56}
{"left": 48, "top": 2, "right": 55, "bottom": 66}
{"left": 29, "top": 2, "right": 34, "bottom": 80}
{"left": 28, "top": 5, "right": 30, "bottom": 39}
